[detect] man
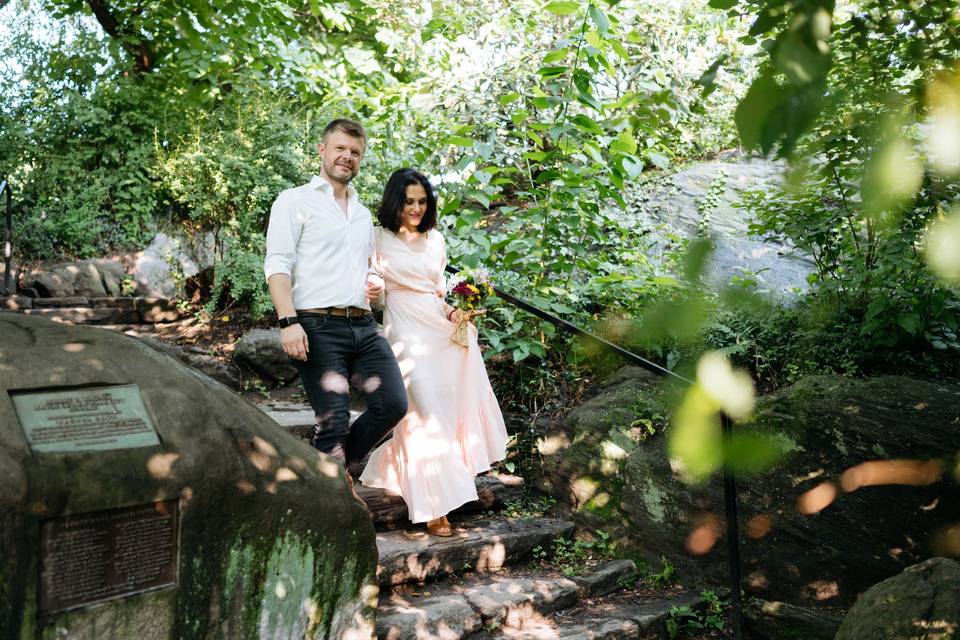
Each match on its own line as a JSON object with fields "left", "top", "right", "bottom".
{"left": 264, "top": 118, "right": 406, "bottom": 468}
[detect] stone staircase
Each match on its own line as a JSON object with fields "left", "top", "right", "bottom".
{"left": 1, "top": 297, "right": 713, "bottom": 638}
{"left": 260, "top": 403, "right": 712, "bottom": 639}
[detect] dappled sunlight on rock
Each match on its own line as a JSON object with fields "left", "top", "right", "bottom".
{"left": 748, "top": 570, "right": 770, "bottom": 589}
{"left": 791, "top": 468, "right": 825, "bottom": 486}
{"left": 806, "top": 579, "right": 840, "bottom": 601}
{"left": 252, "top": 436, "right": 278, "bottom": 458}
{"left": 315, "top": 453, "right": 341, "bottom": 478}
{"left": 83, "top": 358, "right": 104, "bottom": 370}
{"left": 147, "top": 452, "right": 179, "bottom": 479}
{"left": 797, "top": 481, "right": 837, "bottom": 515}
{"left": 537, "top": 433, "right": 569, "bottom": 456}
{"left": 276, "top": 467, "right": 298, "bottom": 482}
{"left": 180, "top": 486, "right": 193, "bottom": 503}
{"left": 570, "top": 477, "right": 599, "bottom": 507}
{"left": 840, "top": 459, "right": 944, "bottom": 492}
{"left": 746, "top": 514, "right": 774, "bottom": 539}
{"left": 62, "top": 342, "right": 86, "bottom": 353}
{"left": 235, "top": 480, "right": 256, "bottom": 494}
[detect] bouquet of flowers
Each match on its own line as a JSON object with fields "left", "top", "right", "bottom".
{"left": 447, "top": 267, "right": 495, "bottom": 347}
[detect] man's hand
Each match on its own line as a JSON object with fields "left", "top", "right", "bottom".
{"left": 281, "top": 324, "right": 309, "bottom": 361}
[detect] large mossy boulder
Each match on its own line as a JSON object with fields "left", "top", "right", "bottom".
{"left": 538, "top": 369, "right": 960, "bottom": 608}
{"left": 835, "top": 557, "right": 960, "bottom": 640}
{"left": 0, "top": 313, "right": 377, "bottom": 639}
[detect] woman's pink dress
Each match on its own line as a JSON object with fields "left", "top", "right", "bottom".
{"left": 359, "top": 227, "right": 508, "bottom": 523}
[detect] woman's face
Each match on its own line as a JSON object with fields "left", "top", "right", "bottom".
{"left": 400, "top": 182, "right": 428, "bottom": 233}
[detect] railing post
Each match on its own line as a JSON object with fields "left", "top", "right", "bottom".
{"left": 2, "top": 180, "right": 12, "bottom": 296}
{"left": 721, "top": 412, "right": 744, "bottom": 639}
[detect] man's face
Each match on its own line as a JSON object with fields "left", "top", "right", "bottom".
{"left": 318, "top": 130, "right": 364, "bottom": 185}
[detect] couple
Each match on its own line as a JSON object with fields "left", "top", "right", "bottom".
{"left": 263, "top": 118, "right": 508, "bottom": 537}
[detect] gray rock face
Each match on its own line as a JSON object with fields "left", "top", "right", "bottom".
{"left": 629, "top": 157, "right": 815, "bottom": 297}
{"left": 835, "top": 557, "right": 960, "bottom": 640}
{"left": 20, "top": 258, "right": 127, "bottom": 298}
{"left": 234, "top": 328, "right": 299, "bottom": 384}
{"left": 138, "top": 336, "right": 242, "bottom": 390}
{"left": 746, "top": 600, "right": 843, "bottom": 640}
{"left": 132, "top": 232, "right": 216, "bottom": 298}
{"left": 539, "top": 367, "right": 960, "bottom": 608}
{"left": 0, "top": 313, "right": 378, "bottom": 639}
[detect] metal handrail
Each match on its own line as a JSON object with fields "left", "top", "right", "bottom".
{"left": 2, "top": 180, "right": 12, "bottom": 296}
{"left": 447, "top": 263, "right": 744, "bottom": 639}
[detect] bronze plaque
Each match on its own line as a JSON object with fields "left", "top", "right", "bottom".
{"left": 38, "top": 500, "right": 180, "bottom": 615}
{"left": 10, "top": 384, "right": 160, "bottom": 453}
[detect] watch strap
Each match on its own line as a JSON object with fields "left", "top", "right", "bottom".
{"left": 278, "top": 316, "right": 300, "bottom": 328}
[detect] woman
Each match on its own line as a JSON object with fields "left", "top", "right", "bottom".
{"left": 359, "top": 168, "right": 508, "bottom": 536}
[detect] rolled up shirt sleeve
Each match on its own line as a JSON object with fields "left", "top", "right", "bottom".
{"left": 264, "top": 194, "right": 301, "bottom": 282}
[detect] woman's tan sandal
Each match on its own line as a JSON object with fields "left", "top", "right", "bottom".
{"left": 426, "top": 516, "right": 453, "bottom": 537}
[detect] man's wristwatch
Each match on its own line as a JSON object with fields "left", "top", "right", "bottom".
{"left": 278, "top": 316, "right": 300, "bottom": 328}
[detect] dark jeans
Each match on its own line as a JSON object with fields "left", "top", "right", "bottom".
{"left": 293, "top": 313, "right": 407, "bottom": 463}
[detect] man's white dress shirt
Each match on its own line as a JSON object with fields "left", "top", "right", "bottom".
{"left": 264, "top": 175, "right": 374, "bottom": 311}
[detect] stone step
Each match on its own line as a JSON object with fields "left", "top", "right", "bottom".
{"left": 485, "top": 592, "right": 704, "bottom": 640}
{"left": 358, "top": 475, "right": 526, "bottom": 530}
{"left": 376, "top": 560, "right": 639, "bottom": 640}
{"left": 377, "top": 518, "right": 574, "bottom": 587}
{"left": 12, "top": 297, "right": 183, "bottom": 324}
{"left": 20, "top": 306, "right": 141, "bottom": 324}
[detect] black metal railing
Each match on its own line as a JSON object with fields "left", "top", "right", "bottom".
{"left": 448, "top": 264, "right": 744, "bottom": 639}
{"left": 1, "top": 179, "right": 13, "bottom": 296}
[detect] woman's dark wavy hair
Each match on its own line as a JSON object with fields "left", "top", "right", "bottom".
{"left": 377, "top": 168, "right": 438, "bottom": 233}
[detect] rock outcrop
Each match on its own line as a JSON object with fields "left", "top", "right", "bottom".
{"left": 835, "top": 557, "right": 960, "bottom": 640}
{"left": 539, "top": 368, "right": 960, "bottom": 608}
{"left": 0, "top": 313, "right": 377, "bottom": 639}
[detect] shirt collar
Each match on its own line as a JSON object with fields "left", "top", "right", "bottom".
{"left": 311, "top": 174, "right": 357, "bottom": 202}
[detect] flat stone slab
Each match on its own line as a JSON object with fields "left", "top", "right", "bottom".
{"left": 31, "top": 296, "right": 91, "bottom": 308}
{"left": 464, "top": 575, "right": 579, "bottom": 628}
{"left": 21, "top": 307, "right": 140, "bottom": 324}
{"left": 496, "top": 592, "right": 704, "bottom": 640}
{"left": 377, "top": 519, "right": 574, "bottom": 586}
{"left": 377, "top": 593, "right": 481, "bottom": 640}
{"left": 377, "top": 561, "right": 639, "bottom": 640}
{"left": 358, "top": 475, "right": 526, "bottom": 529}
{"left": 571, "top": 560, "right": 638, "bottom": 598}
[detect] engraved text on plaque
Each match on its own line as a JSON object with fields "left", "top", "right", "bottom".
{"left": 38, "top": 500, "right": 180, "bottom": 615}
{"left": 10, "top": 384, "right": 159, "bottom": 453}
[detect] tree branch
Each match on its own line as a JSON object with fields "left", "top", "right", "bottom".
{"left": 86, "top": 0, "right": 157, "bottom": 73}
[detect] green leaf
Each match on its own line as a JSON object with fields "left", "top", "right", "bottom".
{"left": 589, "top": 4, "right": 610, "bottom": 33}
{"left": 444, "top": 135, "right": 475, "bottom": 147}
{"left": 585, "top": 30, "right": 605, "bottom": 49}
{"left": 499, "top": 92, "right": 521, "bottom": 107}
{"left": 543, "top": 48, "right": 569, "bottom": 64}
{"left": 610, "top": 129, "right": 637, "bottom": 154}
{"left": 648, "top": 151, "right": 670, "bottom": 170}
{"left": 897, "top": 312, "right": 921, "bottom": 335}
{"left": 708, "top": 0, "right": 738, "bottom": 8}
{"left": 734, "top": 72, "right": 787, "bottom": 152}
{"left": 572, "top": 113, "right": 603, "bottom": 134}
{"left": 538, "top": 66, "right": 569, "bottom": 78}
{"left": 544, "top": 1, "right": 581, "bottom": 16}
